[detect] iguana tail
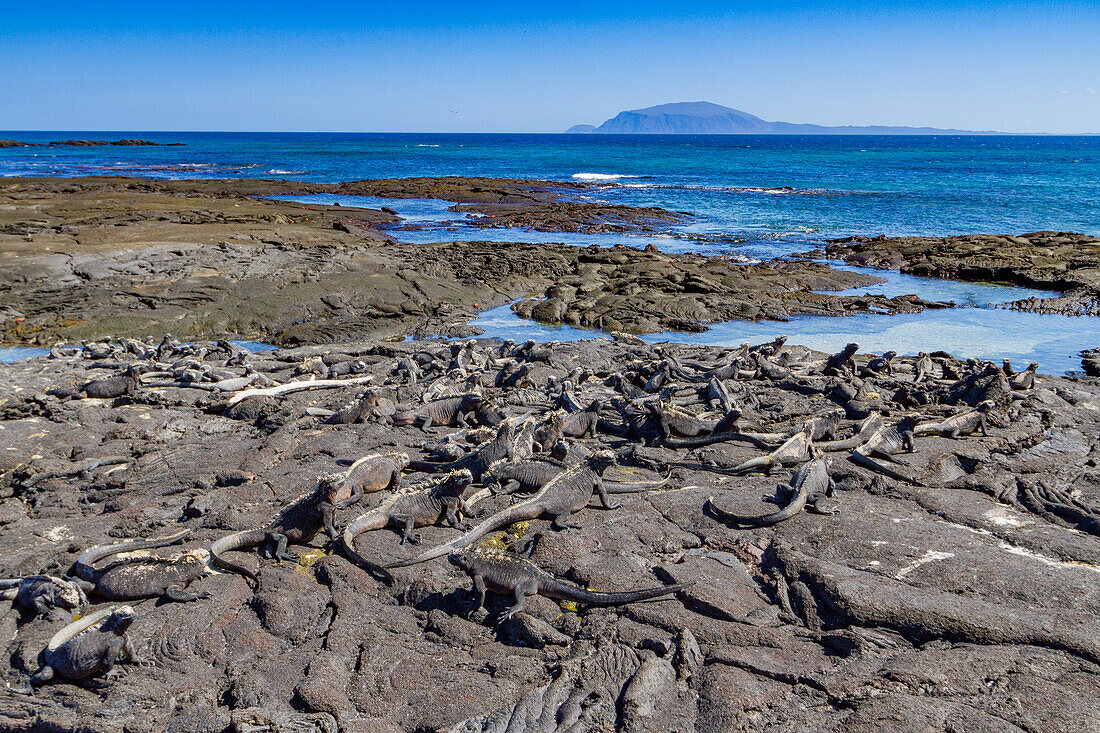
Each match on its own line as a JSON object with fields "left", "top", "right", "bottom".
{"left": 72, "top": 529, "right": 192, "bottom": 582}
{"left": 406, "top": 459, "right": 462, "bottom": 474}
{"left": 663, "top": 431, "right": 771, "bottom": 450}
{"left": 542, "top": 579, "right": 694, "bottom": 606}
{"left": 604, "top": 468, "right": 673, "bottom": 494}
{"left": 209, "top": 529, "right": 268, "bottom": 583}
{"left": 339, "top": 510, "right": 398, "bottom": 583}
{"left": 850, "top": 452, "right": 919, "bottom": 485}
{"left": 386, "top": 498, "right": 544, "bottom": 569}
{"left": 679, "top": 455, "right": 771, "bottom": 475}
{"left": 705, "top": 486, "right": 805, "bottom": 527}
{"left": 45, "top": 606, "right": 117, "bottom": 652}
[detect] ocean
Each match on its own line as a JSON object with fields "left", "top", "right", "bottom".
{"left": 3, "top": 132, "right": 1099, "bottom": 371}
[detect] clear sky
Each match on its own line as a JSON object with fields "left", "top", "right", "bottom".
{"left": 2, "top": 1, "right": 1098, "bottom": 133}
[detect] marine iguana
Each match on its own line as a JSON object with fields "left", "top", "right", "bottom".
{"left": 340, "top": 451, "right": 410, "bottom": 494}
{"left": 914, "top": 400, "right": 993, "bottom": 438}
{"left": 819, "top": 342, "right": 860, "bottom": 377}
{"left": 561, "top": 400, "right": 601, "bottom": 438}
{"left": 448, "top": 547, "right": 691, "bottom": 621}
{"left": 816, "top": 413, "right": 884, "bottom": 452}
{"left": 861, "top": 351, "right": 897, "bottom": 377}
{"left": 8, "top": 605, "right": 139, "bottom": 695}
{"left": 1010, "top": 362, "right": 1039, "bottom": 391}
{"left": 682, "top": 424, "right": 814, "bottom": 475}
{"left": 210, "top": 470, "right": 365, "bottom": 583}
{"left": 392, "top": 394, "right": 498, "bottom": 430}
{"left": 649, "top": 400, "right": 743, "bottom": 440}
{"left": 706, "top": 456, "right": 836, "bottom": 526}
{"left": 341, "top": 469, "right": 477, "bottom": 581}
{"left": 850, "top": 415, "right": 920, "bottom": 483}
{"left": 914, "top": 352, "right": 936, "bottom": 383}
{"left": 70, "top": 529, "right": 209, "bottom": 602}
{"left": 47, "top": 366, "right": 141, "bottom": 401}
{"left": 0, "top": 576, "right": 87, "bottom": 620}
{"left": 532, "top": 411, "right": 566, "bottom": 452}
{"left": 487, "top": 456, "right": 671, "bottom": 496}
{"left": 407, "top": 420, "right": 533, "bottom": 481}
{"left": 387, "top": 450, "right": 621, "bottom": 568}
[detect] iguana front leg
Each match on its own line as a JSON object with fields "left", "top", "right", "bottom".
{"left": 466, "top": 573, "right": 487, "bottom": 616}
{"left": 903, "top": 430, "right": 916, "bottom": 453}
{"left": 445, "top": 500, "right": 472, "bottom": 531}
{"left": 594, "top": 477, "right": 621, "bottom": 510}
{"left": 101, "top": 637, "right": 130, "bottom": 680}
{"left": 979, "top": 414, "right": 988, "bottom": 436}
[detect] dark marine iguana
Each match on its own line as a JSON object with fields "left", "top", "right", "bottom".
{"left": 0, "top": 576, "right": 87, "bottom": 620}
{"left": 649, "top": 400, "right": 743, "bottom": 440}
{"left": 406, "top": 420, "right": 534, "bottom": 481}
{"left": 681, "top": 424, "right": 814, "bottom": 476}
{"left": 339, "top": 451, "right": 410, "bottom": 493}
{"left": 706, "top": 456, "right": 836, "bottom": 527}
{"left": 448, "top": 547, "right": 691, "bottom": 621}
{"left": 850, "top": 415, "right": 921, "bottom": 484}
{"left": 914, "top": 400, "right": 994, "bottom": 438}
{"left": 392, "top": 394, "right": 502, "bottom": 430}
{"left": 47, "top": 366, "right": 141, "bottom": 401}
{"left": 341, "top": 468, "right": 477, "bottom": 549}
{"left": 532, "top": 411, "right": 566, "bottom": 452}
{"left": 387, "top": 450, "right": 621, "bottom": 568}
{"left": 8, "top": 605, "right": 139, "bottom": 695}
{"left": 487, "top": 456, "right": 671, "bottom": 496}
{"left": 210, "top": 470, "right": 365, "bottom": 583}
{"left": 70, "top": 529, "right": 209, "bottom": 602}
{"left": 561, "top": 400, "right": 601, "bottom": 438}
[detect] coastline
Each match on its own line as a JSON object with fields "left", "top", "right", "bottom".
{"left": 1, "top": 175, "right": 947, "bottom": 348}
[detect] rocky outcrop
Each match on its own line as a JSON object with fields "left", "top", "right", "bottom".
{"left": 0, "top": 177, "right": 917, "bottom": 346}
{"left": 47, "top": 139, "right": 163, "bottom": 146}
{"left": 826, "top": 231, "right": 1100, "bottom": 316}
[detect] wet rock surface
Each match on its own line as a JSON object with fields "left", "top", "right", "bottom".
{"left": 825, "top": 231, "right": 1100, "bottom": 315}
{"left": 1, "top": 177, "right": 908, "bottom": 346}
{"left": 2, "top": 335, "right": 1099, "bottom": 731}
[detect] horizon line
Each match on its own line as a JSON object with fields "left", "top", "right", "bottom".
{"left": 3, "top": 129, "right": 1099, "bottom": 136}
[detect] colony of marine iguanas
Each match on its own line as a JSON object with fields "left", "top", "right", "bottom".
{"left": 0, "top": 331, "right": 1051, "bottom": 702}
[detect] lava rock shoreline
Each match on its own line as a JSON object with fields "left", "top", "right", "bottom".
{"left": 1, "top": 335, "right": 1099, "bottom": 731}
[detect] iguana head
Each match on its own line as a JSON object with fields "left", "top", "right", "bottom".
{"left": 105, "top": 605, "right": 137, "bottom": 633}
{"left": 316, "top": 473, "right": 348, "bottom": 503}
{"left": 446, "top": 551, "right": 472, "bottom": 572}
{"left": 843, "top": 342, "right": 859, "bottom": 356}
{"left": 589, "top": 449, "right": 617, "bottom": 474}
{"left": 51, "top": 577, "right": 85, "bottom": 610}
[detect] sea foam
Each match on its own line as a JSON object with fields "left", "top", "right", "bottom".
{"left": 571, "top": 172, "right": 639, "bottom": 182}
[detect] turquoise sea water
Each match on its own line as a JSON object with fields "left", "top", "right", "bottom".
{"left": 2, "top": 132, "right": 1099, "bottom": 370}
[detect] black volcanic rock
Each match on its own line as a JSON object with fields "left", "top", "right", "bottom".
{"left": 569, "top": 101, "right": 989, "bottom": 134}
{"left": 48, "top": 139, "right": 162, "bottom": 146}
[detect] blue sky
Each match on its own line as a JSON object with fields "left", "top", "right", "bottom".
{"left": 2, "top": 1, "right": 1098, "bottom": 133}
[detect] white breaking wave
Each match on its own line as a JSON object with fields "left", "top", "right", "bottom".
{"left": 267, "top": 169, "right": 308, "bottom": 174}
{"left": 571, "top": 172, "right": 640, "bottom": 182}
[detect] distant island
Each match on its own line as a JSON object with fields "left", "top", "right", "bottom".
{"left": 566, "top": 102, "right": 992, "bottom": 135}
